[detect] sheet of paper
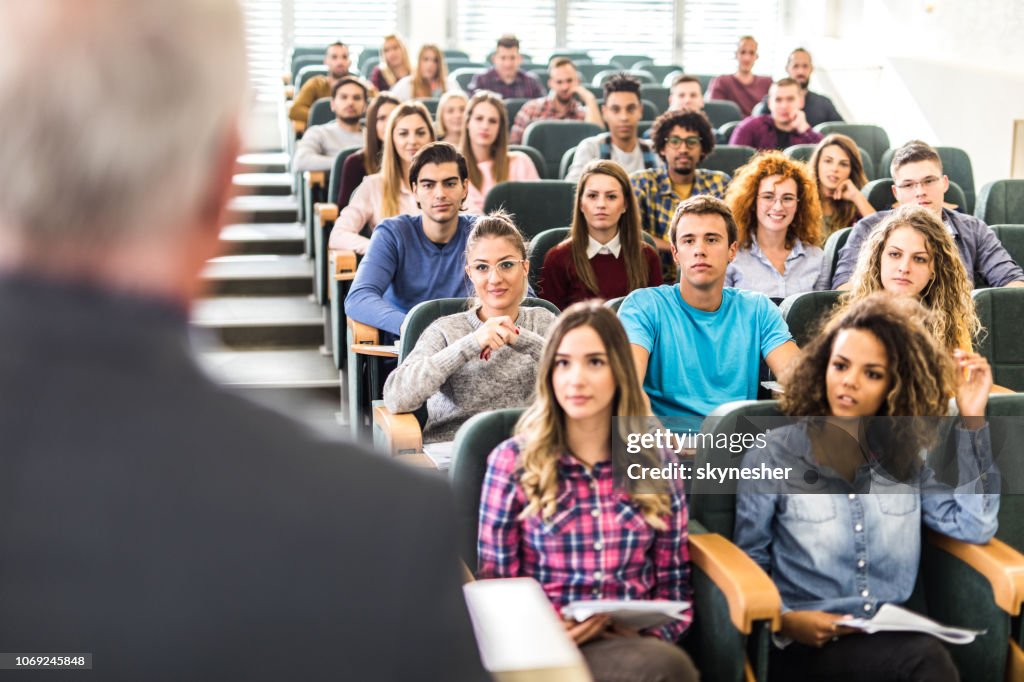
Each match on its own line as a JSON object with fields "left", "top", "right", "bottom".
{"left": 841, "top": 604, "right": 985, "bottom": 644}
{"left": 422, "top": 440, "right": 454, "bottom": 470}
{"left": 561, "top": 599, "right": 690, "bottom": 630}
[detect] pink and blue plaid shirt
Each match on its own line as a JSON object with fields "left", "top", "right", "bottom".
{"left": 477, "top": 437, "right": 693, "bottom": 642}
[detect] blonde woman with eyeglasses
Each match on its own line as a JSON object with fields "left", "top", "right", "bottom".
{"left": 382, "top": 211, "right": 555, "bottom": 444}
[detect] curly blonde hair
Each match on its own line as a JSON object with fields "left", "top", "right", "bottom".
{"left": 515, "top": 302, "right": 671, "bottom": 528}
{"left": 846, "top": 204, "right": 981, "bottom": 352}
{"left": 725, "top": 149, "right": 823, "bottom": 249}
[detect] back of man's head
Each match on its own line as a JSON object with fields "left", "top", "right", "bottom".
{"left": 890, "top": 140, "right": 943, "bottom": 176}
{"left": 0, "top": 0, "right": 246, "bottom": 258}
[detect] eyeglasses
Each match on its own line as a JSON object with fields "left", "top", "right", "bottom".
{"left": 895, "top": 176, "right": 942, "bottom": 191}
{"left": 468, "top": 259, "right": 525, "bottom": 277}
{"left": 757, "top": 193, "right": 798, "bottom": 207}
{"left": 665, "top": 135, "right": 701, "bottom": 150}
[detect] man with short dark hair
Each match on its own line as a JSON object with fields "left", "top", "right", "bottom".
{"left": 346, "top": 142, "right": 479, "bottom": 336}
{"left": 565, "top": 73, "right": 659, "bottom": 182}
{"left": 669, "top": 74, "right": 705, "bottom": 113}
{"left": 292, "top": 76, "right": 367, "bottom": 172}
{"left": 467, "top": 34, "right": 544, "bottom": 99}
{"left": 729, "top": 78, "right": 824, "bottom": 150}
{"left": 619, "top": 195, "right": 798, "bottom": 432}
{"left": 751, "top": 48, "right": 843, "bottom": 126}
{"left": 706, "top": 36, "right": 773, "bottom": 116}
{"left": 833, "top": 140, "right": 1024, "bottom": 289}
{"left": 289, "top": 40, "right": 353, "bottom": 123}
{"left": 631, "top": 109, "right": 729, "bottom": 249}
{"left": 509, "top": 57, "right": 602, "bottom": 144}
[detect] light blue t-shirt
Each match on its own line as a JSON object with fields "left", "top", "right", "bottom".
{"left": 618, "top": 284, "right": 792, "bottom": 428}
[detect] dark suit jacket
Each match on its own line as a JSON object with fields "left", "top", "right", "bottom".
{"left": 0, "top": 275, "right": 487, "bottom": 681}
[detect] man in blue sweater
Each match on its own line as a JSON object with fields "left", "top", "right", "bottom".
{"left": 345, "top": 142, "right": 477, "bottom": 337}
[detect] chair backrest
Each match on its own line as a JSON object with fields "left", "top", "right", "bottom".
{"left": 527, "top": 227, "right": 570, "bottom": 292}
{"left": 972, "top": 288, "right": 1024, "bottom": 391}
{"left": 504, "top": 98, "right": 530, "bottom": 132}
{"left": 328, "top": 145, "right": 363, "bottom": 204}
{"left": 983, "top": 394, "right": 1024, "bottom": 554}
{"left": 451, "top": 67, "right": 486, "bottom": 91}
{"left": 878, "top": 147, "right": 976, "bottom": 214}
{"left": 778, "top": 290, "right": 844, "bottom": 346}
{"left": 360, "top": 56, "right": 380, "bottom": 78}
{"left": 639, "top": 85, "right": 669, "bottom": 115}
{"left": 443, "top": 49, "right": 470, "bottom": 61}
{"left": 604, "top": 296, "right": 626, "bottom": 312}
{"left": 450, "top": 408, "right": 528, "bottom": 568}
{"left": 558, "top": 147, "right": 576, "bottom": 180}
{"left": 641, "top": 65, "right": 683, "bottom": 85}
{"left": 822, "top": 227, "right": 852, "bottom": 285}
{"left": 483, "top": 181, "right": 577, "bottom": 239}
{"left": 637, "top": 121, "right": 653, "bottom": 139}
{"left": 975, "top": 179, "right": 1024, "bottom": 225}
{"left": 290, "top": 55, "right": 322, "bottom": 85}
{"left": 356, "top": 47, "right": 380, "bottom": 69}
{"left": 307, "top": 97, "right": 334, "bottom": 127}
{"left": 508, "top": 144, "right": 547, "bottom": 179}
{"left": 626, "top": 69, "right": 657, "bottom": 84}
{"left": 812, "top": 123, "right": 890, "bottom": 164}
{"left": 416, "top": 97, "right": 439, "bottom": 115}
{"left": 550, "top": 49, "right": 591, "bottom": 62}
{"left": 700, "top": 144, "right": 755, "bottom": 177}
{"left": 573, "top": 63, "right": 607, "bottom": 84}
{"left": 690, "top": 400, "right": 786, "bottom": 538}
{"left": 702, "top": 100, "right": 743, "bottom": 128}
{"left": 716, "top": 120, "right": 742, "bottom": 145}
{"left": 861, "top": 178, "right": 968, "bottom": 213}
{"left": 609, "top": 54, "right": 653, "bottom": 69}
{"left": 521, "top": 121, "right": 604, "bottom": 179}
{"left": 295, "top": 64, "right": 328, "bottom": 92}
{"left": 988, "top": 224, "right": 1024, "bottom": 270}
{"left": 444, "top": 58, "right": 479, "bottom": 72}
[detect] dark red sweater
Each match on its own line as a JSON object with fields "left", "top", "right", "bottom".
{"left": 538, "top": 241, "right": 663, "bottom": 310}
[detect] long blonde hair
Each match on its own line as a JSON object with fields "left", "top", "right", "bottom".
{"left": 460, "top": 91, "right": 510, "bottom": 192}
{"left": 411, "top": 44, "right": 448, "bottom": 99}
{"left": 379, "top": 101, "right": 435, "bottom": 219}
{"left": 378, "top": 34, "right": 411, "bottom": 86}
{"left": 434, "top": 90, "right": 467, "bottom": 141}
{"left": 846, "top": 204, "right": 981, "bottom": 352}
{"left": 515, "top": 302, "right": 671, "bottom": 528}
{"left": 568, "top": 160, "right": 653, "bottom": 296}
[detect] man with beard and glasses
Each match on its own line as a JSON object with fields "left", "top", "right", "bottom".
{"left": 292, "top": 77, "right": 368, "bottom": 172}
{"left": 509, "top": 57, "right": 602, "bottom": 144}
{"left": 751, "top": 48, "right": 843, "bottom": 126}
{"left": 631, "top": 109, "right": 729, "bottom": 251}
{"left": 289, "top": 40, "right": 355, "bottom": 123}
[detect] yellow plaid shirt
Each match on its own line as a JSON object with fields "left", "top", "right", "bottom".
{"left": 630, "top": 167, "right": 731, "bottom": 241}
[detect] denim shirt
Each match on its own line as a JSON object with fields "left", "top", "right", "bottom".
{"left": 725, "top": 237, "right": 831, "bottom": 299}
{"left": 734, "top": 421, "right": 1000, "bottom": 620}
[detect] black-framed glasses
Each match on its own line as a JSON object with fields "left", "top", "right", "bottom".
{"left": 665, "top": 135, "right": 701, "bottom": 150}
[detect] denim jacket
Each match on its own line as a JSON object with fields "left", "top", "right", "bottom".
{"left": 734, "top": 420, "right": 999, "bottom": 620}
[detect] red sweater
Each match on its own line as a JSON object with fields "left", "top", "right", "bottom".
{"left": 538, "top": 241, "right": 663, "bottom": 310}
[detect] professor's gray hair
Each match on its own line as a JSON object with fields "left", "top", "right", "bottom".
{"left": 0, "top": 0, "right": 248, "bottom": 249}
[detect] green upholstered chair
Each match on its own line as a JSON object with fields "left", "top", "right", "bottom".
{"left": 356, "top": 47, "right": 380, "bottom": 70}
{"left": 610, "top": 54, "right": 654, "bottom": 69}
{"left": 778, "top": 290, "right": 843, "bottom": 346}
{"left": 449, "top": 408, "right": 783, "bottom": 682}
{"left": 822, "top": 227, "right": 852, "bottom": 286}
{"left": 694, "top": 399, "right": 1024, "bottom": 682}
{"left": 972, "top": 288, "right": 1024, "bottom": 391}
{"left": 604, "top": 296, "right": 626, "bottom": 312}
{"left": 716, "top": 120, "right": 742, "bottom": 145}
{"left": 784, "top": 143, "right": 876, "bottom": 180}
{"left": 878, "top": 147, "right": 977, "bottom": 215}
{"left": 812, "top": 123, "right": 890, "bottom": 166}
{"left": 450, "top": 67, "right": 486, "bottom": 91}
{"left": 700, "top": 144, "right": 755, "bottom": 177}
{"left": 306, "top": 97, "right": 334, "bottom": 128}
{"left": 483, "top": 180, "right": 577, "bottom": 240}
{"left": 504, "top": 98, "right": 530, "bottom": 132}
{"left": 442, "top": 49, "right": 469, "bottom": 61}
{"left": 861, "top": 179, "right": 967, "bottom": 213}
{"left": 508, "top": 144, "right": 546, "bottom": 179}
{"left": 976, "top": 180, "right": 1024, "bottom": 225}
{"left": 521, "top": 121, "right": 604, "bottom": 180}
{"left": 703, "top": 100, "right": 743, "bottom": 129}
{"left": 989, "top": 225, "right": 1024, "bottom": 271}
{"left": 295, "top": 64, "right": 328, "bottom": 93}
{"left": 637, "top": 65, "right": 684, "bottom": 85}
{"left": 639, "top": 85, "right": 670, "bottom": 115}
{"left": 289, "top": 55, "right": 322, "bottom": 87}
{"left": 372, "top": 298, "right": 558, "bottom": 455}
{"left": 359, "top": 56, "right": 380, "bottom": 79}
{"left": 415, "top": 97, "right": 439, "bottom": 115}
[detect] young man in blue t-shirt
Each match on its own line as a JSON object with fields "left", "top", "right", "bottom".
{"left": 619, "top": 195, "right": 798, "bottom": 429}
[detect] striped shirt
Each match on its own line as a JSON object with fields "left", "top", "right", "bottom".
{"left": 478, "top": 437, "right": 693, "bottom": 642}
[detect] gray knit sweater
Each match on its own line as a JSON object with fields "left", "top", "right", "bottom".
{"left": 382, "top": 305, "right": 556, "bottom": 443}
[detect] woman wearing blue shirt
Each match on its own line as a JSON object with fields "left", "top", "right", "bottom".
{"left": 735, "top": 293, "right": 997, "bottom": 680}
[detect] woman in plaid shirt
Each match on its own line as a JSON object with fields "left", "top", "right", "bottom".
{"left": 478, "top": 302, "right": 698, "bottom": 681}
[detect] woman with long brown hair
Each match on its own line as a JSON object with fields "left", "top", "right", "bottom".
{"left": 735, "top": 293, "right": 996, "bottom": 681}
{"left": 337, "top": 92, "right": 400, "bottom": 210}
{"left": 392, "top": 44, "right": 449, "bottom": 100}
{"left": 328, "top": 101, "right": 434, "bottom": 253}
{"left": 724, "top": 150, "right": 828, "bottom": 297}
{"left": 460, "top": 90, "right": 538, "bottom": 213}
{"left": 478, "top": 302, "right": 698, "bottom": 682}
{"left": 808, "top": 133, "right": 876, "bottom": 237}
{"left": 539, "top": 160, "right": 661, "bottom": 309}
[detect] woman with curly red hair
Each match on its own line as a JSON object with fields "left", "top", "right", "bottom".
{"left": 724, "top": 150, "right": 828, "bottom": 298}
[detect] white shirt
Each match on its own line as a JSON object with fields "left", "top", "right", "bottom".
{"left": 586, "top": 232, "right": 622, "bottom": 259}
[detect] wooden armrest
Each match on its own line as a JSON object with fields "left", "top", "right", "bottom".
{"left": 319, "top": 203, "right": 339, "bottom": 224}
{"left": 330, "top": 248, "right": 357, "bottom": 281}
{"left": 688, "top": 533, "right": 781, "bottom": 634}
{"left": 1007, "top": 639, "right": 1024, "bottom": 682}
{"left": 372, "top": 404, "right": 423, "bottom": 454}
{"left": 306, "top": 171, "right": 326, "bottom": 189}
{"left": 460, "top": 560, "right": 475, "bottom": 584}
{"left": 926, "top": 531, "right": 1024, "bottom": 615}
{"left": 348, "top": 317, "right": 380, "bottom": 345}
{"left": 293, "top": 119, "right": 306, "bottom": 135}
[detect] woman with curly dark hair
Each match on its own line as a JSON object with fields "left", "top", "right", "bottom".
{"left": 735, "top": 293, "right": 998, "bottom": 681}
{"left": 724, "top": 150, "right": 828, "bottom": 297}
